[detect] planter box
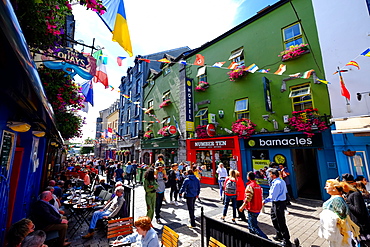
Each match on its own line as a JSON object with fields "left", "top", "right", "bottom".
{"left": 281, "top": 49, "right": 310, "bottom": 62}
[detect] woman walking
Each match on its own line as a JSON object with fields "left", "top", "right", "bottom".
{"left": 216, "top": 163, "right": 227, "bottom": 201}
{"left": 235, "top": 170, "right": 247, "bottom": 221}
{"left": 221, "top": 169, "right": 238, "bottom": 223}
{"left": 143, "top": 168, "right": 158, "bottom": 220}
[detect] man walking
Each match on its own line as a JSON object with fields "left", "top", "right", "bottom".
{"left": 263, "top": 168, "right": 291, "bottom": 247}
{"left": 179, "top": 170, "right": 200, "bottom": 228}
{"left": 239, "top": 171, "right": 268, "bottom": 239}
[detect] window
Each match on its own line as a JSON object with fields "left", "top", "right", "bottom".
{"left": 367, "top": 0, "right": 370, "bottom": 14}
{"left": 134, "top": 123, "right": 139, "bottom": 137}
{"left": 148, "top": 100, "right": 153, "bottom": 109}
{"left": 235, "top": 98, "right": 249, "bottom": 119}
{"left": 289, "top": 84, "right": 313, "bottom": 111}
{"left": 229, "top": 47, "right": 244, "bottom": 66}
{"left": 163, "top": 66, "right": 171, "bottom": 76}
{"left": 135, "top": 79, "right": 140, "bottom": 94}
{"left": 197, "top": 66, "right": 207, "bottom": 82}
{"left": 162, "top": 91, "right": 170, "bottom": 101}
{"left": 282, "top": 23, "right": 303, "bottom": 48}
{"left": 162, "top": 117, "right": 171, "bottom": 127}
{"left": 195, "top": 108, "right": 208, "bottom": 125}
{"left": 127, "top": 108, "right": 131, "bottom": 120}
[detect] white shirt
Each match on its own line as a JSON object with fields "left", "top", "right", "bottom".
{"left": 216, "top": 167, "right": 227, "bottom": 180}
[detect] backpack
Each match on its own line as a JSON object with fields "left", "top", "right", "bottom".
{"left": 225, "top": 179, "right": 236, "bottom": 194}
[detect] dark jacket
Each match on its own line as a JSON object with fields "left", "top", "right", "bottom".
{"left": 179, "top": 175, "right": 200, "bottom": 198}
{"left": 31, "top": 200, "right": 62, "bottom": 230}
{"left": 345, "top": 190, "right": 370, "bottom": 234}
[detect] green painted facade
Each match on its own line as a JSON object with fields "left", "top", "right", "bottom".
{"left": 185, "top": 0, "right": 330, "bottom": 135}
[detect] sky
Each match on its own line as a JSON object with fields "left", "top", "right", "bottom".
{"left": 72, "top": 0, "right": 278, "bottom": 142}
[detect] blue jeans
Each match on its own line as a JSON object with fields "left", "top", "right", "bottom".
{"left": 248, "top": 211, "right": 268, "bottom": 239}
{"left": 223, "top": 195, "right": 237, "bottom": 218}
{"left": 89, "top": 210, "right": 111, "bottom": 230}
{"left": 218, "top": 179, "right": 225, "bottom": 197}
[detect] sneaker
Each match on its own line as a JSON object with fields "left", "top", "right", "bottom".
{"left": 156, "top": 218, "right": 161, "bottom": 224}
{"left": 220, "top": 217, "right": 225, "bottom": 222}
{"left": 174, "top": 201, "right": 179, "bottom": 206}
{"left": 82, "top": 232, "right": 94, "bottom": 239}
{"left": 232, "top": 219, "right": 236, "bottom": 224}
{"left": 188, "top": 225, "right": 194, "bottom": 228}
{"left": 285, "top": 209, "right": 290, "bottom": 215}
{"left": 170, "top": 201, "right": 175, "bottom": 205}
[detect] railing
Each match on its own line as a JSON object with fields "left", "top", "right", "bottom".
{"left": 201, "top": 207, "right": 283, "bottom": 247}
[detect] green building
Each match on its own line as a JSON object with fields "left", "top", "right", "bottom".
{"left": 182, "top": 0, "right": 337, "bottom": 200}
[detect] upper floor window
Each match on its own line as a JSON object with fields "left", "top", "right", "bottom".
{"left": 148, "top": 100, "right": 153, "bottom": 109}
{"left": 289, "top": 83, "right": 312, "bottom": 111}
{"left": 229, "top": 47, "right": 244, "bottom": 66}
{"left": 367, "top": 0, "right": 370, "bottom": 14}
{"left": 162, "top": 91, "right": 170, "bottom": 101}
{"left": 235, "top": 98, "right": 249, "bottom": 119}
{"left": 197, "top": 66, "right": 207, "bottom": 82}
{"left": 282, "top": 23, "right": 303, "bottom": 48}
{"left": 195, "top": 108, "right": 208, "bottom": 125}
{"left": 163, "top": 66, "right": 171, "bottom": 76}
{"left": 162, "top": 117, "right": 171, "bottom": 127}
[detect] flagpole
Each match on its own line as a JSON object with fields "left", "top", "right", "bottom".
{"left": 337, "top": 66, "right": 351, "bottom": 109}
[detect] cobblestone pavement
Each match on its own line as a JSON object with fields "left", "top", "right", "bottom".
{"left": 66, "top": 179, "right": 326, "bottom": 247}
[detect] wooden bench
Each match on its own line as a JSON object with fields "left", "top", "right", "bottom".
{"left": 107, "top": 217, "right": 134, "bottom": 239}
{"left": 208, "top": 237, "right": 226, "bottom": 247}
{"left": 161, "top": 225, "right": 179, "bottom": 247}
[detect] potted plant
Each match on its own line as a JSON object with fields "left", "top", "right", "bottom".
{"left": 288, "top": 107, "right": 328, "bottom": 137}
{"left": 231, "top": 118, "right": 256, "bottom": 139}
{"left": 158, "top": 126, "right": 170, "bottom": 136}
{"left": 144, "top": 107, "right": 154, "bottom": 114}
{"left": 195, "top": 81, "right": 210, "bottom": 92}
{"left": 279, "top": 43, "right": 310, "bottom": 61}
{"left": 195, "top": 125, "right": 208, "bottom": 138}
{"left": 227, "top": 66, "right": 249, "bottom": 81}
{"left": 144, "top": 130, "right": 153, "bottom": 139}
{"left": 159, "top": 99, "right": 171, "bottom": 108}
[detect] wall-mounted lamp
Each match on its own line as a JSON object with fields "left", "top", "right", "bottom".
{"left": 218, "top": 110, "right": 224, "bottom": 119}
{"left": 357, "top": 92, "right": 370, "bottom": 101}
{"left": 7, "top": 122, "right": 31, "bottom": 132}
{"left": 32, "top": 131, "right": 46, "bottom": 137}
{"left": 262, "top": 115, "right": 271, "bottom": 122}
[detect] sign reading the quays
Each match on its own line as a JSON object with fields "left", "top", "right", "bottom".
{"left": 246, "top": 133, "right": 322, "bottom": 148}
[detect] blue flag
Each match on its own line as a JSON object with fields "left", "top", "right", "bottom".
{"left": 81, "top": 80, "right": 94, "bottom": 106}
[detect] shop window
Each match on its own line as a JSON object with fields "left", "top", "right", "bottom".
{"left": 195, "top": 108, "right": 208, "bottom": 125}
{"left": 197, "top": 66, "right": 207, "bottom": 82}
{"left": 162, "top": 91, "right": 170, "bottom": 101}
{"left": 289, "top": 84, "right": 313, "bottom": 111}
{"left": 235, "top": 98, "right": 249, "bottom": 119}
{"left": 229, "top": 47, "right": 244, "bottom": 66}
{"left": 282, "top": 23, "right": 303, "bottom": 48}
{"left": 251, "top": 149, "right": 270, "bottom": 186}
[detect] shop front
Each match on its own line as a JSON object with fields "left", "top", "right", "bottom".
{"left": 141, "top": 136, "right": 179, "bottom": 168}
{"left": 242, "top": 131, "right": 338, "bottom": 200}
{"left": 186, "top": 136, "right": 242, "bottom": 185}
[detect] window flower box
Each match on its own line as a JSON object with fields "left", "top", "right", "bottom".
{"left": 279, "top": 43, "right": 310, "bottom": 61}
{"left": 228, "top": 66, "right": 249, "bottom": 81}
{"left": 144, "top": 107, "right": 154, "bottom": 114}
{"left": 157, "top": 126, "right": 170, "bottom": 136}
{"left": 144, "top": 130, "right": 153, "bottom": 139}
{"left": 195, "top": 81, "right": 210, "bottom": 92}
{"left": 159, "top": 99, "right": 171, "bottom": 108}
{"left": 231, "top": 118, "right": 256, "bottom": 139}
{"left": 288, "top": 107, "right": 328, "bottom": 137}
{"left": 195, "top": 125, "right": 208, "bottom": 138}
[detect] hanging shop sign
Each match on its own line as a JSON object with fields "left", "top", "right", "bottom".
{"left": 185, "top": 78, "right": 194, "bottom": 131}
{"left": 40, "top": 47, "right": 97, "bottom": 80}
{"left": 246, "top": 133, "right": 323, "bottom": 148}
{"left": 189, "top": 138, "right": 235, "bottom": 149}
{"left": 206, "top": 124, "right": 216, "bottom": 137}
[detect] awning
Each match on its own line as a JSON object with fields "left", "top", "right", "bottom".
{"left": 331, "top": 116, "right": 370, "bottom": 134}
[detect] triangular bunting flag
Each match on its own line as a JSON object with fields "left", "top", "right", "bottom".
{"left": 274, "top": 64, "right": 286, "bottom": 75}
{"left": 157, "top": 58, "right": 171, "bottom": 63}
{"left": 345, "top": 61, "right": 360, "bottom": 70}
{"left": 300, "top": 69, "right": 314, "bottom": 79}
{"left": 194, "top": 54, "right": 205, "bottom": 66}
{"left": 228, "top": 62, "right": 238, "bottom": 70}
{"left": 212, "top": 61, "right": 225, "bottom": 68}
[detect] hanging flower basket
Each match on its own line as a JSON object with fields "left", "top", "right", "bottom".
{"left": 195, "top": 81, "right": 210, "bottom": 92}
{"left": 144, "top": 130, "right": 153, "bottom": 139}
{"left": 342, "top": 150, "right": 356, "bottom": 156}
{"left": 228, "top": 66, "right": 249, "bottom": 81}
{"left": 288, "top": 108, "right": 328, "bottom": 137}
{"left": 144, "top": 107, "right": 154, "bottom": 114}
{"left": 279, "top": 43, "right": 310, "bottom": 61}
{"left": 158, "top": 126, "right": 170, "bottom": 136}
{"left": 231, "top": 118, "right": 256, "bottom": 139}
{"left": 159, "top": 99, "right": 172, "bottom": 108}
{"left": 195, "top": 125, "right": 208, "bottom": 138}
